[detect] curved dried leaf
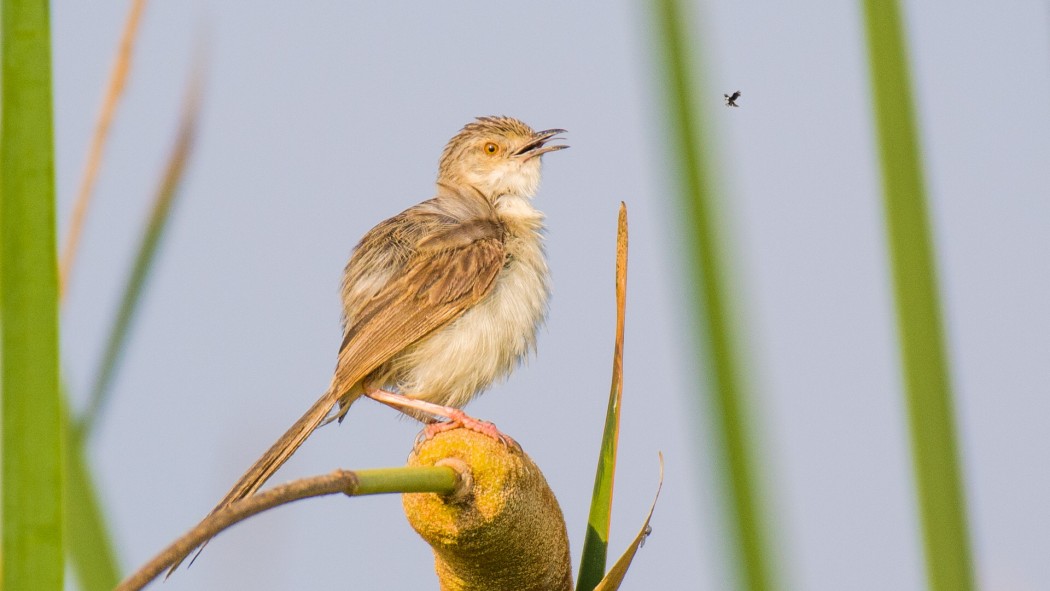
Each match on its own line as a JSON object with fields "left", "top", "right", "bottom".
{"left": 593, "top": 453, "right": 664, "bottom": 591}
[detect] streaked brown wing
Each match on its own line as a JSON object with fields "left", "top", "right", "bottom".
{"left": 330, "top": 235, "right": 505, "bottom": 397}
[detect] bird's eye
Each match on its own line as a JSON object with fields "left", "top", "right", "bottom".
{"left": 484, "top": 142, "right": 499, "bottom": 154}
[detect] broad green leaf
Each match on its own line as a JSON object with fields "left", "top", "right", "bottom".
{"left": 1, "top": 0, "right": 64, "bottom": 587}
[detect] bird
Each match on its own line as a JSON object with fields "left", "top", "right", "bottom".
{"left": 171, "top": 116, "right": 566, "bottom": 571}
{"left": 724, "top": 90, "right": 741, "bottom": 107}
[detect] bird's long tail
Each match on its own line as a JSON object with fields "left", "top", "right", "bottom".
{"left": 213, "top": 386, "right": 346, "bottom": 510}
{"left": 167, "top": 383, "right": 357, "bottom": 574}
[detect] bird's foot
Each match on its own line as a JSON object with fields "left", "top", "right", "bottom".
{"left": 423, "top": 409, "right": 518, "bottom": 448}
{"left": 364, "top": 387, "right": 517, "bottom": 448}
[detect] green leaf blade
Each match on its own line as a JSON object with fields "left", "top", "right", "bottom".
{"left": 577, "top": 204, "right": 628, "bottom": 591}
{"left": 649, "top": 1, "right": 776, "bottom": 590}
{"left": 861, "top": 2, "right": 976, "bottom": 590}
{"left": 77, "top": 69, "right": 201, "bottom": 440}
{"left": 1, "top": 0, "right": 64, "bottom": 588}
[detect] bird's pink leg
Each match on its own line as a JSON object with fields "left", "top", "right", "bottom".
{"left": 364, "top": 386, "right": 517, "bottom": 447}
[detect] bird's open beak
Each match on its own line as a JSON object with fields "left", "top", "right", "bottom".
{"left": 515, "top": 128, "right": 568, "bottom": 160}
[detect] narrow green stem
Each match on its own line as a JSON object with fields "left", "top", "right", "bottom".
{"left": 119, "top": 465, "right": 460, "bottom": 591}
{"left": 861, "top": 2, "right": 975, "bottom": 590}
{"left": 354, "top": 466, "right": 460, "bottom": 495}
{"left": 77, "top": 73, "right": 200, "bottom": 441}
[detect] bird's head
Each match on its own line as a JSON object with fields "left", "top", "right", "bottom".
{"left": 437, "top": 116, "right": 567, "bottom": 200}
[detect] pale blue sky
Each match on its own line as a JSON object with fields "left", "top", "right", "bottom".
{"left": 55, "top": 2, "right": 1050, "bottom": 589}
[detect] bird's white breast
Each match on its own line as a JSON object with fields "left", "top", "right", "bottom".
{"left": 390, "top": 198, "right": 549, "bottom": 408}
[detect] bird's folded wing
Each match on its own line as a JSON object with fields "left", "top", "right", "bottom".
{"left": 331, "top": 234, "right": 505, "bottom": 395}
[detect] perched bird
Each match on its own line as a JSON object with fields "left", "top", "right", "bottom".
{"left": 724, "top": 90, "right": 741, "bottom": 107}
{"left": 173, "top": 116, "right": 566, "bottom": 570}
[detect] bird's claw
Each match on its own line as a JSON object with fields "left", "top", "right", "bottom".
{"left": 423, "top": 409, "right": 519, "bottom": 449}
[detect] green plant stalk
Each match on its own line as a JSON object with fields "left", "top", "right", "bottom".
{"left": 120, "top": 465, "right": 461, "bottom": 591}
{"left": 1, "top": 0, "right": 64, "bottom": 588}
{"left": 354, "top": 466, "right": 460, "bottom": 495}
{"left": 651, "top": 1, "right": 774, "bottom": 590}
{"left": 578, "top": 204, "right": 628, "bottom": 591}
{"left": 861, "top": 2, "right": 975, "bottom": 590}
{"left": 63, "top": 395, "right": 121, "bottom": 591}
